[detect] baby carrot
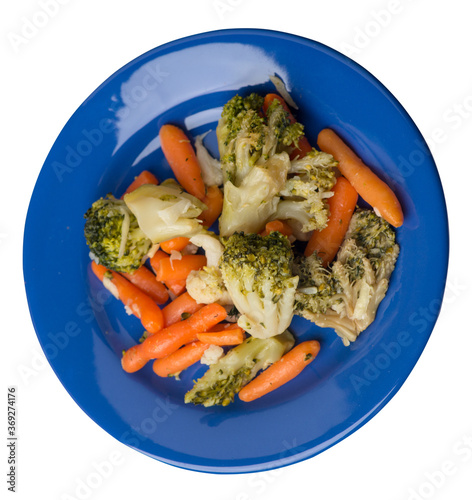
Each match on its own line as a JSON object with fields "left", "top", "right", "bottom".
{"left": 304, "top": 176, "right": 358, "bottom": 265}
{"left": 159, "top": 124, "right": 206, "bottom": 201}
{"left": 155, "top": 254, "right": 207, "bottom": 282}
{"left": 91, "top": 261, "right": 164, "bottom": 334}
{"left": 162, "top": 291, "right": 203, "bottom": 327}
{"left": 198, "top": 185, "right": 223, "bottom": 228}
{"left": 120, "top": 344, "right": 149, "bottom": 373}
{"left": 121, "top": 170, "right": 158, "bottom": 198}
{"left": 142, "top": 302, "right": 227, "bottom": 358}
{"left": 121, "top": 303, "right": 227, "bottom": 372}
{"left": 317, "top": 128, "right": 404, "bottom": 227}
{"left": 207, "top": 322, "right": 242, "bottom": 332}
{"left": 196, "top": 327, "right": 245, "bottom": 346}
{"left": 152, "top": 341, "right": 209, "bottom": 378}
{"left": 263, "top": 93, "right": 312, "bottom": 159}
{"left": 259, "top": 219, "right": 293, "bottom": 238}
{"left": 121, "top": 265, "right": 169, "bottom": 305}
{"left": 238, "top": 340, "right": 321, "bottom": 402}
{"left": 149, "top": 249, "right": 168, "bottom": 275}
{"left": 159, "top": 237, "right": 190, "bottom": 254}
{"left": 164, "top": 279, "right": 187, "bottom": 297}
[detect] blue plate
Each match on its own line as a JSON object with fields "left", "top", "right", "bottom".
{"left": 23, "top": 29, "right": 448, "bottom": 473}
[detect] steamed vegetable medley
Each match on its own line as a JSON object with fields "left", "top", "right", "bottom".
{"left": 84, "top": 90, "right": 403, "bottom": 407}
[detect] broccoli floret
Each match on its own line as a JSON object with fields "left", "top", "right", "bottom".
{"left": 84, "top": 194, "right": 152, "bottom": 273}
{"left": 293, "top": 252, "right": 341, "bottom": 315}
{"left": 274, "top": 149, "right": 337, "bottom": 237}
{"left": 185, "top": 331, "right": 295, "bottom": 406}
{"left": 344, "top": 208, "right": 399, "bottom": 280}
{"left": 217, "top": 93, "right": 266, "bottom": 184}
{"left": 218, "top": 153, "right": 291, "bottom": 236}
{"left": 294, "top": 209, "right": 399, "bottom": 345}
{"left": 264, "top": 98, "right": 305, "bottom": 155}
{"left": 123, "top": 180, "right": 207, "bottom": 244}
{"left": 219, "top": 232, "right": 299, "bottom": 339}
{"left": 216, "top": 93, "right": 305, "bottom": 236}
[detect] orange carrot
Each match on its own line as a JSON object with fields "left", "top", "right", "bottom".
{"left": 121, "top": 170, "right": 158, "bottom": 198}
{"left": 155, "top": 254, "right": 207, "bottom": 282}
{"left": 121, "top": 265, "right": 169, "bottom": 305}
{"left": 159, "top": 237, "right": 190, "bottom": 254}
{"left": 162, "top": 291, "right": 203, "bottom": 327}
{"left": 121, "top": 303, "right": 227, "bottom": 372}
{"left": 317, "top": 128, "right": 404, "bottom": 227}
{"left": 199, "top": 185, "right": 223, "bottom": 228}
{"left": 260, "top": 219, "right": 293, "bottom": 238}
{"left": 91, "top": 261, "right": 164, "bottom": 334}
{"left": 164, "top": 279, "right": 187, "bottom": 297}
{"left": 238, "top": 340, "right": 321, "bottom": 402}
{"left": 149, "top": 249, "right": 168, "bottom": 275}
{"left": 159, "top": 124, "right": 206, "bottom": 201}
{"left": 304, "top": 176, "right": 358, "bottom": 265}
{"left": 207, "top": 322, "right": 241, "bottom": 332}
{"left": 196, "top": 327, "right": 245, "bottom": 346}
{"left": 152, "top": 341, "right": 209, "bottom": 378}
{"left": 263, "top": 93, "right": 312, "bottom": 159}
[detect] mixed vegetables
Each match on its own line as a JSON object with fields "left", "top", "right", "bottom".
{"left": 84, "top": 88, "right": 403, "bottom": 406}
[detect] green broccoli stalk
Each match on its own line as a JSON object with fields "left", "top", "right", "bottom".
{"left": 185, "top": 331, "right": 295, "bottom": 406}
{"left": 219, "top": 231, "right": 299, "bottom": 339}
{"left": 84, "top": 194, "right": 152, "bottom": 273}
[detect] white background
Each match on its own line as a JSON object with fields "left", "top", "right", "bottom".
{"left": 2, "top": 0, "right": 471, "bottom": 499}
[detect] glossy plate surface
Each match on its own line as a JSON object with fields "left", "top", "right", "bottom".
{"left": 23, "top": 29, "right": 448, "bottom": 473}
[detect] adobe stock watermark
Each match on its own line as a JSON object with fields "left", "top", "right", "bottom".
{"left": 7, "top": 0, "right": 72, "bottom": 54}
{"left": 234, "top": 438, "right": 307, "bottom": 500}
{"left": 388, "top": 139, "right": 431, "bottom": 189}
{"left": 424, "top": 87, "right": 472, "bottom": 154}
{"left": 52, "top": 61, "right": 169, "bottom": 183}
{"left": 60, "top": 450, "right": 125, "bottom": 500}
{"left": 350, "top": 277, "right": 466, "bottom": 395}
{"left": 377, "top": 83, "right": 472, "bottom": 189}
{"left": 406, "top": 433, "right": 472, "bottom": 499}
{"left": 212, "top": 0, "right": 244, "bottom": 20}
{"left": 17, "top": 288, "right": 112, "bottom": 385}
{"left": 338, "top": 0, "right": 416, "bottom": 58}
{"left": 119, "top": 397, "right": 179, "bottom": 447}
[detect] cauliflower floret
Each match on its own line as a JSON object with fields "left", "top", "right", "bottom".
{"left": 185, "top": 233, "right": 232, "bottom": 305}
{"left": 189, "top": 233, "right": 224, "bottom": 267}
{"left": 186, "top": 267, "right": 233, "bottom": 305}
{"left": 200, "top": 344, "right": 225, "bottom": 366}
